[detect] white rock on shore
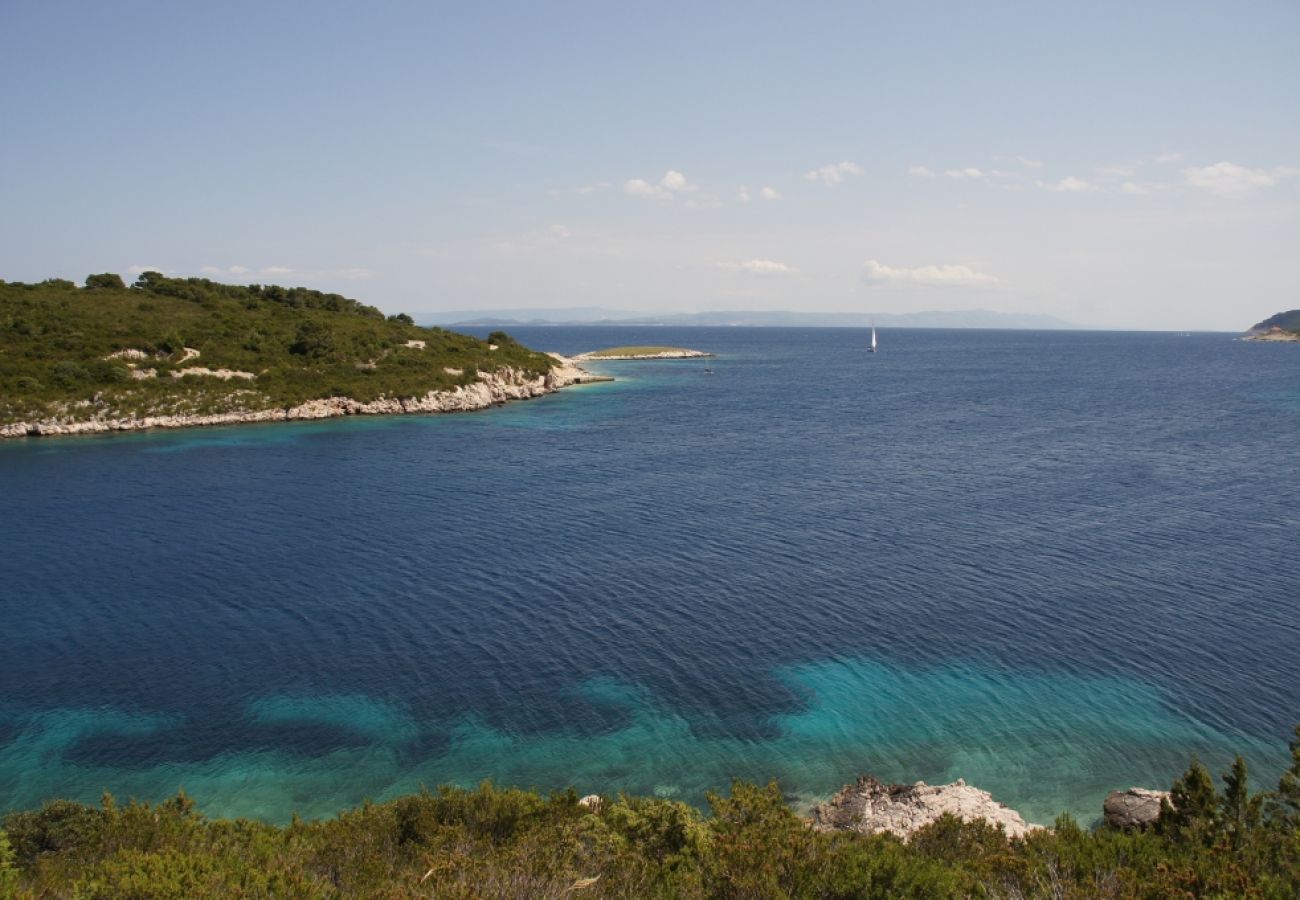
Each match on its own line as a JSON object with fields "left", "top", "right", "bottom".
{"left": 1, "top": 357, "right": 611, "bottom": 440}
{"left": 809, "top": 775, "right": 1041, "bottom": 841}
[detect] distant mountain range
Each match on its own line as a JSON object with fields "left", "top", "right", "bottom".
{"left": 423, "top": 308, "right": 1076, "bottom": 330}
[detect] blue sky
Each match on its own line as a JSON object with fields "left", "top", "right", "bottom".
{"left": 2, "top": 0, "right": 1297, "bottom": 329}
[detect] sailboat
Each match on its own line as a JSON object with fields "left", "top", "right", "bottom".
{"left": 868, "top": 325, "right": 878, "bottom": 353}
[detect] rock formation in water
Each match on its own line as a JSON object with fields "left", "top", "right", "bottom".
{"left": 1102, "top": 787, "right": 1170, "bottom": 830}
{"left": 809, "top": 775, "right": 1041, "bottom": 841}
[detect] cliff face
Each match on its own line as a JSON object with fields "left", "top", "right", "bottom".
{"left": 0, "top": 359, "right": 608, "bottom": 440}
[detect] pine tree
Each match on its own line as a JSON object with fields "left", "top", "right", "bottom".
{"left": 1161, "top": 755, "right": 1219, "bottom": 843}
{"left": 1270, "top": 724, "right": 1300, "bottom": 827}
{"left": 1220, "top": 755, "right": 1261, "bottom": 846}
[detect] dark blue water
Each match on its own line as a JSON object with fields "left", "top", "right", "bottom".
{"left": 2, "top": 328, "right": 1298, "bottom": 824}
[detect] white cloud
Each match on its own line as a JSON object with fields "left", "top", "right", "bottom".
{"left": 576, "top": 181, "right": 612, "bottom": 194}
{"left": 1183, "top": 161, "right": 1297, "bottom": 198}
{"left": 908, "top": 165, "right": 936, "bottom": 177}
{"left": 623, "top": 178, "right": 669, "bottom": 199}
{"left": 945, "top": 167, "right": 985, "bottom": 179}
{"left": 1036, "top": 176, "right": 1093, "bottom": 193}
{"left": 624, "top": 170, "right": 698, "bottom": 200}
{"left": 737, "top": 185, "right": 752, "bottom": 203}
{"left": 759, "top": 186, "right": 781, "bottom": 201}
{"left": 128, "top": 264, "right": 166, "bottom": 275}
{"left": 804, "top": 160, "right": 863, "bottom": 186}
{"left": 861, "top": 259, "right": 999, "bottom": 287}
{"left": 659, "top": 170, "right": 694, "bottom": 192}
{"left": 1012, "top": 155, "right": 1043, "bottom": 168}
{"left": 719, "top": 258, "right": 798, "bottom": 276}
{"left": 1154, "top": 152, "right": 1184, "bottom": 164}
{"left": 263, "top": 266, "right": 294, "bottom": 276}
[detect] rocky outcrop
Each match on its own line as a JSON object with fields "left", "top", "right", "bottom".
{"left": 171, "top": 367, "right": 256, "bottom": 380}
{"left": 1103, "top": 788, "right": 1169, "bottom": 830}
{"left": 1245, "top": 328, "right": 1300, "bottom": 342}
{"left": 1, "top": 358, "right": 612, "bottom": 440}
{"left": 809, "top": 775, "right": 1041, "bottom": 841}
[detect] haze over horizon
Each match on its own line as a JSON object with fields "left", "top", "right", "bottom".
{"left": 2, "top": 1, "right": 1297, "bottom": 331}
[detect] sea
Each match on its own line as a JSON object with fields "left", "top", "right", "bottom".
{"left": 2, "top": 327, "right": 1298, "bottom": 827}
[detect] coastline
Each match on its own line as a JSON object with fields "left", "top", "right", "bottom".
{"left": 1244, "top": 330, "right": 1300, "bottom": 343}
{"left": 0, "top": 355, "right": 611, "bottom": 441}
{"left": 574, "top": 349, "right": 714, "bottom": 360}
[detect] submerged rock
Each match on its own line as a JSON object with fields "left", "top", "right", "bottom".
{"left": 1103, "top": 788, "right": 1169, "bottom": 830}
{"left": 809, "top": 775, "right": 1041, "bottom": 841}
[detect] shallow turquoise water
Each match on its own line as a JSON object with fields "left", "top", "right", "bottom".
{"left": 2, "top": 328, "right": 1297, "bottom": 824}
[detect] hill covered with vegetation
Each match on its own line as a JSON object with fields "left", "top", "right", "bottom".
{"left": 0, "top": 274, "right": 556, "bottom": 433}
{"left": 2, "top": 733, "right": 1298, "bottom": 898}
{"left": 1250, "top": 309, "right": 1300, "bottom": 333}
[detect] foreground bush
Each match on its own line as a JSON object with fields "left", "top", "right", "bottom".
{"left": 4, "top": 729, "right": 1300, "bottom": 898}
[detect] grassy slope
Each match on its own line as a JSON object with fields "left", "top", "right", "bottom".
{"left": 0, "top": 275, "right": 555, "bottom": 425}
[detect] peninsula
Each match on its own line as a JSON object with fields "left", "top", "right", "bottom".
{"left": 574, "top": 345, "right": 714, "bottom": 360}
{"left": 1245, "top": 309, "right": 1300, "bottom": 342}
{"left": 0, "top": 273, "right": 607, "bottom": 439}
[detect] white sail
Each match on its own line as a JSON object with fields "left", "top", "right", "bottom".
{"left": 870, "top": 326, "right": 877, "bottom": 351}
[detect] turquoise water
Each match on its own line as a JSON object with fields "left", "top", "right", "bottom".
{"left": 2, "top": 328, "right": 1297, "bottom": 824}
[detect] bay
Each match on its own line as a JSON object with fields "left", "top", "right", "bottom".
{"left": 2, "top": 327, "right": 1297, "bottom": 825}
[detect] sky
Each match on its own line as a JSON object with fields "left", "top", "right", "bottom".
{"left": 1, "top": 0, "right": 1297, "bottom": 330}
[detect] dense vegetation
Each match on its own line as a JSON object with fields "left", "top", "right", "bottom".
{"left": 2, "top": 730, "right": 1298, "bottom": 898}
{"left": 1250, "top": 309, "right": 1300, "bottom": 333}
{"left": 0, "top": 274, "right": 555, "bottom": 427}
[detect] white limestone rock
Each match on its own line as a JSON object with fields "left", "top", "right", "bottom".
{"left": 809, "top": 775, "right": 1041, "bottom": 841}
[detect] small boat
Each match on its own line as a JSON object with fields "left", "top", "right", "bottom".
{"left": 868, "top": 326, "right": 878, "bottom": 353}
{"left": 702, "top": 367, "right": 714, "bottom": 375}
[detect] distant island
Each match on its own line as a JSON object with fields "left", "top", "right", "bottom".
{"left": 0, "top": 274, "right": 605, "bottom": 439}
{"left": 426, "top": 307, "right": 1076, "bottom": 330}
{"left": 575, "top": 346, "right": 714, "bottom": 360}
{"left": 1246, "top": 309, "right": 1300, "bottom": 342}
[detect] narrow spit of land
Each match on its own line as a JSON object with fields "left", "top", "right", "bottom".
{"left": 574, "top": 345, "right": 715, "bottom": 360}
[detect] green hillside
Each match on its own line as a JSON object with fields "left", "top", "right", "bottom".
{"left": 0, "top": 274, "right": 554, "bottom": 427}
{"left": 1250, "top": 309, "right": 1300, "bottom": 332}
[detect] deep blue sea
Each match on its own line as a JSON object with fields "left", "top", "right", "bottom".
{"left": 2, "top": 327, "right": 1298, "bottom": 826}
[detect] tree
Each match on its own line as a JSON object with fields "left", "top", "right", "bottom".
{"left": 1270, "top": 724, "right": 1300, "bottom": 827}
{"left": 1160, "top": 755, "right": 1219, "bottom": 842}
{"left": 131, "top": 271, "right": 166, "bottom": 290}
{"left": 388, "top": 313, "right": 414, "bottom": 326}
{"left": 289, "top": 319, "right": 335, "bottom": 358}
{"left": 84, "top": 273, "right": 126, "bottom": 290}
{"left": 1220, "top": 755, "right": 1261, "bottom": 846}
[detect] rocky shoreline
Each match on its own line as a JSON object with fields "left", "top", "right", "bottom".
{"left": 808, "top": 775, "right": 1171, "bottom": 841}
{"left": 0, "top": 355, "right": 611, "bottom": 440}
{"left": 1245, "top": 330, "right": 1300, "bottom": 342}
